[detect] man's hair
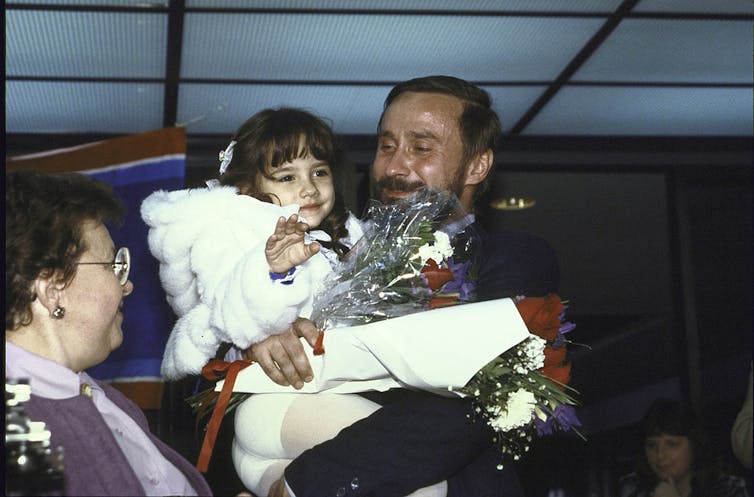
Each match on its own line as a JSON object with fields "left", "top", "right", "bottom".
{"left": 379, "top": 75, "right": 502, "bottom": 204}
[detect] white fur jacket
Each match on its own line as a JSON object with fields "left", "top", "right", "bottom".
{"left": 141, "top": 185, "right": 363, "bottom": 380}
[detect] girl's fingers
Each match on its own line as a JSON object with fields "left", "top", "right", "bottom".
{"left": 273, "top": 216, "right": 288, "bottom": 235}
{"left": 307, "top": 241, "right": 321, "bottom": 256}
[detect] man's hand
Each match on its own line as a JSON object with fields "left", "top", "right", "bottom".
{"left": 266, "top": 214, "right": 320, "bottom": 274}
{"left": 243, "top": 318, "right": 319, "bottom": 389}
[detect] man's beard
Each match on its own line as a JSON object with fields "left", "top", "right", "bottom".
{"left": 373, "top": 171, "right": 466, "bottom": 204}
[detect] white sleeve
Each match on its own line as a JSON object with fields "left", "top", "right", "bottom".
{"left": 144, "top": 187, "right": 330, "bottom": 355}
{"left": 189, "top": 196, "right": 332, "bottom": 349}
{"left": 196, "top": 228, "right": 319, "bottom": 349}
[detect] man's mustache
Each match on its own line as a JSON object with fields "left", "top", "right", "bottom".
{"left": 374, "top": 177, "right": 425, "bottom": 196}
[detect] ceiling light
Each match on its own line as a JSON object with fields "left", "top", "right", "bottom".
{"left": 489, "top": 197, "right": 536, "bottom": 210}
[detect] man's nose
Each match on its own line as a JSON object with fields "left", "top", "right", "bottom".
{"left": 384, "top": 149, "right": 412, "bottom": 177}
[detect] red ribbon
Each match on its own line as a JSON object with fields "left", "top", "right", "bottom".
{"left": 195, "top": 359, "right": 254, "bottom": 473}
{"left": 313, "top": 331, "right": 325, "bottom": 356}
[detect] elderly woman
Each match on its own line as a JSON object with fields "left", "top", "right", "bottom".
{"left": 5, "top": 169, "right": 212, "bottom": 496}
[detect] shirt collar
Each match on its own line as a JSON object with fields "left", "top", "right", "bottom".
{"left": 5, "top": 341, "right": 99, "bottom": 399}
{"left": 441, "top": 213, "right": 475, "bottom": 238}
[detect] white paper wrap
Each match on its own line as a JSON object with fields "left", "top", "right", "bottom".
{"left": 218, "top": 298, "right": 530, "bottom": 397}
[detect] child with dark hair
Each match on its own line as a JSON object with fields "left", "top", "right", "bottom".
{"left": 141, "top": 108, "right": 362, "bottom": 380}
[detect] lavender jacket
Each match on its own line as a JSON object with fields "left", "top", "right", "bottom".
{"left": 24, "top": 381, "right": 212, "bottom": 497}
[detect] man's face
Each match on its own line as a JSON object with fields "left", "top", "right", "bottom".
{"left": 372, "top": 92, "right": 469, "bottom": 205}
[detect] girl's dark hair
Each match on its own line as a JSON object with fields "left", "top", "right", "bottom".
{"left": 5, "top": 169, "right": 125, "bottom": 330}
{"left": 379, "top": 75, "right": 502, "bottom": 206}
{"left": 218, "top": 108, "right": 350, "bottom": 255}
{"left": 634, "top": 399, "right": 722, "bottom": 495}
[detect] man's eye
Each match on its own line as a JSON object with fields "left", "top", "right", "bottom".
{"left": 378, "top": 143, "right": 395, "bottom": 153}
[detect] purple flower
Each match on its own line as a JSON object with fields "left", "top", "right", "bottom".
{"left": 552, "top": 320, "right": 576, "bottom": 348}
{"left": 534, "top": 404, "right": 581, "bottom": 436}
{"left": 440, "top": 259, "right": 476, "bottom": 301}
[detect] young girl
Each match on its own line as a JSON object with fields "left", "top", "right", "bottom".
{"left": 143, "top": 108, "right": 446, "bottom": 497}
{"left": 141, "top": 107, "right": 363, "bottom": 380}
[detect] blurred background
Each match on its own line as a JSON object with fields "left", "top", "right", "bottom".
{"left": 6, "top": 1, "right": 753, "bottom": 495}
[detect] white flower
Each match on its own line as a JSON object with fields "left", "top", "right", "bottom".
{"left": 488, "top": 389, "right": 537, "bottom": 432}
{"left": 432, "top": 231, "right": 453, "bottom": 257}
{"left": 520, "top": 336, "right": 546, "bottom": 371}
{"left": 415, "top": 231, "right": 454, "bottom": 266}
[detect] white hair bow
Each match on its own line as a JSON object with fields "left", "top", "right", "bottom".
{"left": 218, "top": 140, "right": 237, "bottom": 175}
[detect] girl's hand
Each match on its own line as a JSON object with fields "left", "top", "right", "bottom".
{"left": 266, "top": 214, "right": 321, "bottom": 274}
{"left": 653, "top": 479, "right": 681, "bottom": 497}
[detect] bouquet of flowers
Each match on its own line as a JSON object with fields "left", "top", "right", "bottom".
{"left": 458, "top": 294, "right": 582, "bottom": 465}
{"left": 309, "top": 189, "right": 582, "bottom": 463}
{"left": 189, "top": 189, "right": 582, "bottom": 470}
{"left": 310, "top": 188, "right": 475, "bottom": 331}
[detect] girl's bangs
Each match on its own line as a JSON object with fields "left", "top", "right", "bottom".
{"left": 268, "top": 131, "right": 333, "bottom": 169}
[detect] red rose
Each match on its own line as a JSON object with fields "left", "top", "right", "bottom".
{"left": 541, "top": 363, "right": 571, "bottom": 390}
{"left": 543, "top": 346, "right": 566, "bottom": 367}
{"left": 428, "top": 296, "right": 459, "bottom": 309}
{"left": 515, "top": 294, "right": 563, "bottom": 341}
{"left": 516, "top": 294, "right": 572, "bottom": 390}
{"left": 421, "top": 259, "right": 455, "bottom": 291}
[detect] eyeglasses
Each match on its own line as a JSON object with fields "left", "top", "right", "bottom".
{"left": 75, "top": 247, "right": 131, "bottom": 286}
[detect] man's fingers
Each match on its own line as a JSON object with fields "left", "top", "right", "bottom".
{"left": 279, "top": 335, "right": 314, "bottom": 386}
{"left": 252, "top": 331, "right": 313, "bottom": 389}
{"left": 253, "top": 346, "right": 290, "bottom": 387}
{"left": 247, "top": 321, "right": 318, "bottom": 389}
{"left": 292, "top": 317, "right": 320, "bottom": 347}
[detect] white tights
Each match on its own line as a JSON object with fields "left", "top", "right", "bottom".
{"left": 232, "top": 393, "right": 447, "bottom": 497}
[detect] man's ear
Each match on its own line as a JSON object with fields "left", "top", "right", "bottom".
{"left": 464, "top": 149, "right": 493, "bottom": 187}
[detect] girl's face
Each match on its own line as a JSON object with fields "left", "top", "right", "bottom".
{"left": 258, "top": 155, "right": 335, "bottom": 229}
{"left": 644, "top": 433, "right": 693, "bottom": 484}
